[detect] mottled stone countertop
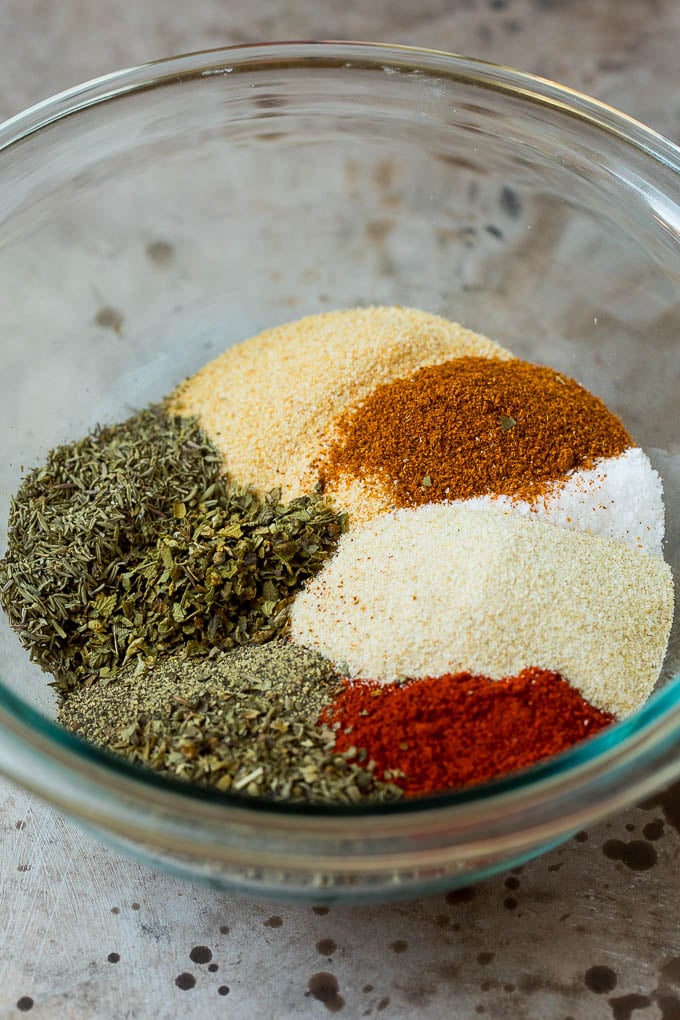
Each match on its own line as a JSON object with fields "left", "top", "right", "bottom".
{"left": 1, "top": 2, "right": 680, "bottom": 1018}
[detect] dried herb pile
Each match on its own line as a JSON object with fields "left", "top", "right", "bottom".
{"left": 59, "top": 641, "right": 402, "bottom": 803}
{"left": 0, "top": 407, "right": 345, "bottom": 690}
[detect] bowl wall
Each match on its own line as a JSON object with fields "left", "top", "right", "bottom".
{"left": 0, "top": 43, "right": 678, "bottom": 899}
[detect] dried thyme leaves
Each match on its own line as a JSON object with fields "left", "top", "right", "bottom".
{"left": 58, "top": 642, "right": 403, "bottom": 803}
{"left": 0, "top": 403, "right": 358, "bottom": 803}
{"left": 0, "top": 405, "right": 218, "bottom": 683}
{"left": 0, "top": 407, "right": 345, "bottom": 688}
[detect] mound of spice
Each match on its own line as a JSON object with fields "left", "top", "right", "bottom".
{"left": 0, "top": 408, "right": 345, "bottom": 689}
{"left": 318, "top": 355, "right": 632, "bottom": 517}
{"left": 0, "top": 406, "right": 220, "bottom": 682}
{"left": 290, "top": 503, "right": 674, "bottom": 717}
{"left": 169, "top": 306, "right": 512, "bottom": 499}
{"left": 323, "top": 668, "right": 615, "bottom": 796}
{"left": 60, "top": 641, "right": 402, "bottom": 803}
{"left": 462, "top": 446, "right": 664, "bottom": 557}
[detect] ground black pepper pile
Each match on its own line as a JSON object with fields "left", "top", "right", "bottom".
{"left": 60, "top": 641, "right": 402, "bottom": 802}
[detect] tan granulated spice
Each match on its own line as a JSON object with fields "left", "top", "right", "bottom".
{"left": 290, "top": 504, "right": 674, "bottom": 718}
{"left": 168, "top": 306, "right": 512, "bottom": 500}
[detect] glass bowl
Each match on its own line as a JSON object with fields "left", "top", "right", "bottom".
{"left": 0, "top": 42, "right": 678, "bottom": 902}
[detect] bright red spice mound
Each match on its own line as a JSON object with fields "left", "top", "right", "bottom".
{"left": 322, "top": 668, "right": 614, "bottom": 796}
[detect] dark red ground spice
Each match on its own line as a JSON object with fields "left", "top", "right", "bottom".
{"left": 322, "top": 668, "right": 614, "bottom": 796}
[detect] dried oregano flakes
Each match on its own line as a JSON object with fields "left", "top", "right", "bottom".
{"left": 0, "top": 406, "right": 346, "bottom": 689}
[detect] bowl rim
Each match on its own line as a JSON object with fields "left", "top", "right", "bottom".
{"left": 1, "top": 39, "right": 680, "bottom": 172}
{"left": 0, "top": 39, "right": 678, "bottom": 839}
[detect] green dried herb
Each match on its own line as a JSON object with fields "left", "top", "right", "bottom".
{"left": 500, "top": 414, "right": 517, "bottom": 431}
{"left": 0, "top": 407, "right": 345, "bottom": 688}
{"left": 58, "top": 641, "right": 403, "bottom": 804}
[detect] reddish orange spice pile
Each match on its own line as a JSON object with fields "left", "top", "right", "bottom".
{"left": 322, "top": 668, "right": 614, "bottom": 796}
{"left": 318, "top": 357, "right": 632, "bottom": 507}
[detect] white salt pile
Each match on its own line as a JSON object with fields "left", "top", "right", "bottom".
{"left": 290, "top": 504, "right": 674, "bottom": 717}
{"left": 320, "top": 446, "right": 666, "bottom": 556}
{"left": 463, "top": 447, "right": 665, "bottom": 557}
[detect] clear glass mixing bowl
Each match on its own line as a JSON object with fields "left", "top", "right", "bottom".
{"left": 0, "top": 42, "right": 678, "bottom": 902}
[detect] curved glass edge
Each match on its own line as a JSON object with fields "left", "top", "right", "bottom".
{"left": 0, "top": 41, "right": 678, "bottom": 174}
{"left": 1, "top": 670, "right": 680, "bottom": 821}
{"left": 82, "top": 824, "right": 571, "bottom": 903}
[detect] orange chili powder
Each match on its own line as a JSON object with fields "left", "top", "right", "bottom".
{"left": 322, "top": 668, "right": 614, "bottom": 796}
{"left": 318, "top": 357, "right": 632, "bottom": 507}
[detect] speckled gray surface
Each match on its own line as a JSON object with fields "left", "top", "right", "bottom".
{"left": 1, "top": 2, "right": 680, "bottom": 1018}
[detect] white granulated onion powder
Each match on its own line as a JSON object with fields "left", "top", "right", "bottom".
{"left": 290, "top": 503, "right": 673, "bottom": 717}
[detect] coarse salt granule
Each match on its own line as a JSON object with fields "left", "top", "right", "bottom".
{"left": 290, "top": 504, "right": 673, "bottom": 717}
{"left": 169, "top": 306, "right": 512, "bottom": 499}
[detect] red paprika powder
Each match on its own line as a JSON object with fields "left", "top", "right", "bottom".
{"left": 322, "top": 668, "right": 614, "bottom": 796}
